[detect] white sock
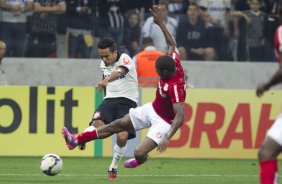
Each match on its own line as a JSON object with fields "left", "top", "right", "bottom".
{"left": 109, "top": 144, "right": 127, "bottom": 170}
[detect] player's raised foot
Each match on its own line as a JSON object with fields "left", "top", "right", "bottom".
{"left": 108, "top": 168, "right": 117, "bottom": 181}
{"left": 124, "top": 158, "right": 139, "bottom": 168}
{"left": 61, "top": 127, "right": 78, "bottom": 150}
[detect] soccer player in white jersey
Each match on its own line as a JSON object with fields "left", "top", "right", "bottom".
{"left": 78, "top": 37, "right": 139, "bottom": 181}
{"left": 62, "top": 5, "right": 186, "bottom": 169}
{"left": 256, "top": 9, "right": 282, "bottom": 184}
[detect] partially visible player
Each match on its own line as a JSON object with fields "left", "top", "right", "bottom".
{"left": 0, "top": 41, "right": 7, "bottom": 85}
{"left": 256, "top": 7, "right": 282, "bottom": 184}
{"left": 274, "top": 21, "right": 282, "bottom": 65}
{"left": 256, "top": 60, "right": 282, "bottom": 184}
{"left": 62, "top": 5, "right": 186, "bottom": 168}
{"left": 0, "top": 41, "right": 6, "bottom": 62}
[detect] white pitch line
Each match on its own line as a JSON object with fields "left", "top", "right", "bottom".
{"left": 0, "top": 173, "right": 259, "bottom": 177}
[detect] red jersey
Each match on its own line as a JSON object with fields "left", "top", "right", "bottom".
{"left": 152, "top": 51, "right": 186, "bottom": 124}
{"left": 274, "top": 25, "right": 282, "bottom": 64}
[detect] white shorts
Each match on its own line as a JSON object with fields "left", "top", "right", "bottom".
{"left": 267, "top": 112, "right": 282, "bottom": 146}
{"left": 129, "top": 103, "right": 171, "bottom": 145}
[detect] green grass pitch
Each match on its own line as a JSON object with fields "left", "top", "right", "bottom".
{"left": 0, "top": 157, "right": 267, "bottom": 184}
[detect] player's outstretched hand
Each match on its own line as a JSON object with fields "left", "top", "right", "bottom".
{"left": 157, "top": 138, "right": 169, "bottom": 153}
{"left": 149, "top": 5, "right": 163, "bottom": 25}
{"left": 256, "top": 83, "right": 269, "bottom": 97}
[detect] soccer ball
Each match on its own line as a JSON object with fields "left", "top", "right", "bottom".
{"left": 40, "top": 153, "right": 63, "bottom": 176}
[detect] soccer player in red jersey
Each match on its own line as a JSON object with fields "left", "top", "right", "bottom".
{"left": 274, "top": 23, "right": 282, "bottom": 64}
{"left": 257, "top": 7, "right": 282, "bottom": 184}
{"left": 62, "top": 5, "right": 186, "bottom": 168}
{"left": 256, "top": 57, "right": 282, "bottom": 184}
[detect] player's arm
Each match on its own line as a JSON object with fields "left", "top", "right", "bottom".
{"left": 231, "top": 11, "right": 251, "bottom": 24}
{"left": 98, "top": 67, "right": 127, "bottom": 88}
{"left": 157, "top": 102, "right": 184, "bottom": 153}
{"left": 150, "top": 5, "right": 177, "bottom": 53}
{"left": 256, "top": 64, "right": 282, "bottom": 97}
{"left": 167, "top": 102, "right": 185, "bottom": 139}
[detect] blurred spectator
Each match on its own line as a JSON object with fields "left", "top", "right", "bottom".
{"left": 233, "top": 0, "right": 250, "bottom": 61}
{"left": 0, "top": 9, "right": 2, "bottom": 40}
{"left": 0, "top": 0, "right": 33, "bottom": 57}
{"left": 96, "top": 0, "right": 126, "bottom": 45}
{"left": 121, "top": 0, "right": 149, "bottom": 12}
{"left": 141, "top": 2, "right": 178, "bottom": 53}
{"left": 25, "top": 0, "right": 66, "bottom": 58}
{"left": 133, "top": 37, "right": 164, "bottom": 87}
{"left": 228, "top": 0, "right": 239, "bottom": 61}
{"left": 262, "top": 0, "right": 279, "bottom": 61}
{"left": 199, "top": 0, "right": 233, "bottom": 61}
{"left": 263, "top": 0, "right": 280, "bottom": 46}
{"left": 176, "top": 2, "right": 215, "bottom": 61}
{"left": 232, "top": 0, "right": 268, "bottom": 62}
{"left": 164, "top": 0, "right": 188, "bottom": 15}
{"left": 123, "top": 10, "right": 141, "bottom": 57}
{"left": 0, "top": 41, "right": 7, "bottom": 84}
{"left": 66, "top": 0, "right": 95, "bottom": 58}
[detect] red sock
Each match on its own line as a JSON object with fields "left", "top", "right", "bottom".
{"left": 77, "top": 126, "right": 98, "bottom": 145}
{"left": 260, "top": 160, "right": 278, "bottom": 184}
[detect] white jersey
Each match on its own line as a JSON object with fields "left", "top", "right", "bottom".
{"left": 198, "top": 0, "right": 231, "bottom": 28}
{"left": 100, "top": 53, "right": 139, "bottom": 103}
{"left": 141, "top": 16, "right": 178, "bottom": 53}
{"left": 1, "top": 0, "right": 33, "bottom": 23}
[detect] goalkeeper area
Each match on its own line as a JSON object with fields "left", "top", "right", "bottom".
{"left": 0, "top": 157, "right": 265, "bottom": 184}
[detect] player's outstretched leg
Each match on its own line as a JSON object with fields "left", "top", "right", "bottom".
{"left": 62, "top": 126, "right": 99, "bottom": 150}
{"left": 62, "top": 127, "right": 78, "bottom": 150}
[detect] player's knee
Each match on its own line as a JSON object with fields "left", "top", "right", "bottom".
{"left": 117, "top": 132, "right": 128, "bottom": 145}
{"left": 258, "top": 144, "right": 275, "bottom": 161}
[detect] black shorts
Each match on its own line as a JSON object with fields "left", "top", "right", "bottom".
{"left": 91, "top": 97, "right": 137, "bottom": 139}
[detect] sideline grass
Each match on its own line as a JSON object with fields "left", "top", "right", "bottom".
{"left": 0, "top": 157, "right": 262, "bottom": 184}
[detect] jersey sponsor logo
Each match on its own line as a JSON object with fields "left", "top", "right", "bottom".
{"left": 157, "top": 132, "right": 162, "bottom": 138}
{"left": 122, "top": 57, "right": 130, "bottom": 65}
{"left": 209, "top": 7, "right": 226, "bottom": 12}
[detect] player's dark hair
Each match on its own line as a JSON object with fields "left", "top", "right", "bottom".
{"left": 155, "top": 55, "right": 175, "bottom": 72}
{"left": 142, "top": 37, "right": 154, "bottom": 45}
{"left": 98, "top": 37, "right": 117, "bottom": 52}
